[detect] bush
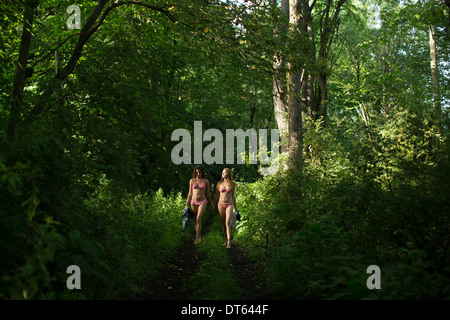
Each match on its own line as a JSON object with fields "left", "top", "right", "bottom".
{"left": 234, "top": 121, "right": 450, "bottom": 299}
{"left": 63, "top": 178, "right": 185, "bottom": 299}
{"left": 0, "top": 157, "right": 185, "bottom": 299}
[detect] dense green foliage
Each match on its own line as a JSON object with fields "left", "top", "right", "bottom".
{"left": 236, "top": 119, "right": 450, "bottom": 299}
{"left": 1, "top": 0, "right": 449, "bottom": 299}
{"left": 0, "top": 160, "right": 184, "bottom": 299}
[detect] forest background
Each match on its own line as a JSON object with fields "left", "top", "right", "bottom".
{"left": 0, "top": 0, "right": 449, "bottom": 299}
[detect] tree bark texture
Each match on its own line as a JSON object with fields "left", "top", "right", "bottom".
{"left": 7, "top": 0, "right": 39, "bottom": 140}
{"left": 287, "top": 0, "right": 303, "bottom": 172}
{"left": 272, "top": 0, "right": 289, "bottom": 154}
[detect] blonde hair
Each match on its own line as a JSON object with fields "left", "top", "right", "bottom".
{"left": 218, "top": 168, "right": 234, "bottom": 188}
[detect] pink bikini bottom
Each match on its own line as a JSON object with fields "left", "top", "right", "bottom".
{"left": 218, "top": 203, "right": 233, "bottom": 208}
{"left": 191, "top": 199, "right": 208, "bottom": 206}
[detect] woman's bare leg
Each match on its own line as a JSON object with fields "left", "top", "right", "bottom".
{"left": 225, "top": 206, "right": 233, "bottom": 248}
{"left": 218, "top": 206, "right": 227, "bottom": 245}
{"left": 194, "top": 202, "right": 207, "bottom": 244}
{"left": 191, "top": 204, "right": 199, "bottom": 243}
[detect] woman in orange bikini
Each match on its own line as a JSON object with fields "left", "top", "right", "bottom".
{"left": 213, "top": 168, "right": 238, "bottom": 248}
{"left": 185, "top": 166, "right": 213, "bottom": 244}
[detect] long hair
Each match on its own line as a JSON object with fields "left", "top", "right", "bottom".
{"left": 218, "top": 168, "right": 234, "bottom": 187}
{"left": 192, "top": 166, "right": 204, "bottom": 180}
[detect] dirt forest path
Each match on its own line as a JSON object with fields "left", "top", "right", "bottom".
{"left": 141, "top": 209, "right": 269, "bottom": 300}
{"left": 227, "top": 245, "right": 266, "bottom": 300}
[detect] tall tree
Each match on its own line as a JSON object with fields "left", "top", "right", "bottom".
{"left": 287, "top": 0, "right": 303, "bottom": 172}
{"left": 429, "top": 23, "right": 442, "bottom": 135}
{"left": 274, "top": 0, "right": 347, "bottom": 171}
{"left": 316, "top": 0, "right": 346, "bottom": 126}
{"left": 272, "top": 0, "right": 289, "bottom": 154}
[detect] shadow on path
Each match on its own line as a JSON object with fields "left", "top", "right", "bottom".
{"left": 142, "top": 210, "right": 269, "bottom": 300}
{"left": 227, "top": 242, "right": 270, "bottom": 300}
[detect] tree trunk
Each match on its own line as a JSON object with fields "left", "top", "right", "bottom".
{"left": 316, "top": 0, "right": 346, "bottom": 127}
{"left": 272, "top": 0, "right": 289, "bottom": 154}
{"left": 429, "top": 24, "right": 442, "bottom": 136}
{"left": 301, "top": 0, "right": 315, "bottom": 121}
{"left": 7, "top": 0, "right": 39, "bottom": 140}
{"left": 287, "top": 0, "right": 303, "bottom": 172}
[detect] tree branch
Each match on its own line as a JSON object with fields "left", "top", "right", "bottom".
{"left": 30, "top": 33, "right": 80, "bottom": 69}
{"left": 26, "top": 0, "right": 186, "bottom": 123}
{"left": 116, "top": 1, "right": 178, "bottom": 23}
{"left": 7, "top": 0, "right": 39, "bottom": 140}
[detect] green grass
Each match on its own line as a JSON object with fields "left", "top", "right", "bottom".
{"left": 186, "top": 211, "right": 242, "bottom": 300}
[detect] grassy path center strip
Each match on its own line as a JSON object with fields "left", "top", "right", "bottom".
{"left": 186, "top": 210, "right": 242, "bottom": 300}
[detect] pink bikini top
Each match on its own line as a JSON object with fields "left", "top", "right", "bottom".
{"left": 220, "top": 187, "right": 232, "bottom": 193}
{"left": 192, "top": 180, "right": 205, "bottom": 189}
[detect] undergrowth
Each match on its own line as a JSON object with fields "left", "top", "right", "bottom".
{"left": 0, "top": 169, "right": 185, "bottom": 299}
{"left": 234, "top": 122, "right": 450, "bottom": 299}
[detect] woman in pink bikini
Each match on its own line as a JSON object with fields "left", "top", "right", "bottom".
{"left": 185, "top": 166, "right": 213, "bottom": 244}
{"left": 213, "top": 168, "right": 238, "bottom": 248}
